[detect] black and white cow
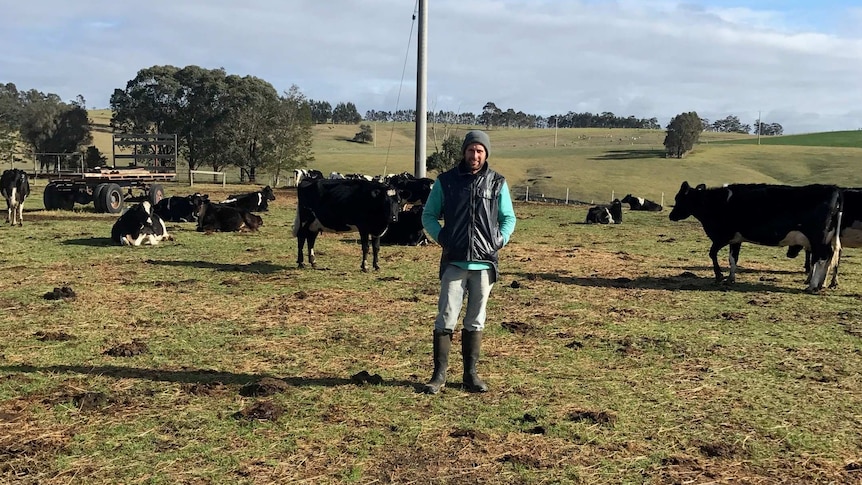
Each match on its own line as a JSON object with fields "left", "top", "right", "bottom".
{"left": 789, "top": 187, "right": 862, "bottom": 288}
{"left": 1, "top": 169, "right": 30, "bottom": 226}
{"left": 153, "top": 193, "right": 209, "bottom": 222}
{"left": 221, "top": 186, "right": 275, "bottom": 212}
{"left": 669, "top": 181, "right": 842, "bottom": 291}
{"left": 621, "top": 194, "right": 663, "bottom": 211}
{"left": 293, "top": 178, "right": 402, "bottom": 271}
{"left": 293, "top": 169, "right": 324, "bottom": 187}
{"left": 380, "top": 205, "right": 429, "bottom": 246}
{"left": 196, "top": 201, "right": 263, "bottom": 233}
{"left": 585, "top": 199, "right": 623, "bottom": 224}
{"left": 111, "top": 201, "right": 172, "bottom": 246}
{"left": 386, "top": 175, "right": 434, "bottom": 206}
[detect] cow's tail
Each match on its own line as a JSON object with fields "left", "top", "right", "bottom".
{"left": 291, "top": 211, "right": 301, "bottom": 237}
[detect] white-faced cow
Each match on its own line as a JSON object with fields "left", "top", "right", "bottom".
{"left": 154, "top": 193, "right": 209, "bottom": 222}
{"left": 111, "top": 201, "right": 172, "bottom": 246}
{"left": 293, "top": 178, "right": 402, "bottom": 271}
{"left": 293, "top": 169, "right": 323, "bottom": 187}
{"left": 585, "top": 199, "right": 623, "bottom": 224}
{"left": 789, "top": 187, "right": 862, "bottom": 288}
{"left": 669, "top": 181, "right": 842, "bottom": 292}
{"left": 196, "top": 201, "right": 263, "bottom": 233}
{"left": 621, "top": 194, "right": 662, "bottom": 211}
{"left": 1, "top": 169, "right": 30, "bottom": 226}
{"left": 221, "top": 186, "right": 275, "bottom": 212}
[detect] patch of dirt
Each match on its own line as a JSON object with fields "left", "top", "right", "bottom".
{"left": 500, "top": 453, "right": 544, "bottom": 468}
{"left": 350, "top": 370, "right": 383, "bottom": 385}
{"left": 720, "top": 311, "right": 746, "bottom": 321}
{"left": 182, "top": 382, "right": 230, "bottom": 396}
{"left": 42, "top": 286, "right": 76, "bottom": 300}
{"left": 72, "top": 392, "right": 110, "bottom": 412}
{"left": 501, "top": 321, "right": 533, "bottom": 334}
{"left": 694, "top": 440, "right": 743, "bottom": 458}
{"left": 103, "top": 340, "right": 149, "bottom": 357}
{"left": 450, "top": 428, "right": 489, "bottom": 441}
{"left": 239, "top": 377, "right": 290, "bottom": 397}
{"left": 567, "top": 409, "right": 617, "bottom": 425}
{"left": 34, "top": 331, "right": 75, "bottom": 341}
{"left": 233, "top": 400, "right": 284, "bottom": 421}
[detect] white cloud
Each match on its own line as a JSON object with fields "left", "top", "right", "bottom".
{"left": 1, "top": 0, "right": 860, "bottom": 133}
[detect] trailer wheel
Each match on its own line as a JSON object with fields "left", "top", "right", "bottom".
{"left": 92, "top": 183, "right": 108, "bottom": 212}
{"left": 43, "top": 183, "right": 60, "bottom": 210}
{"left": 149, "top": 184, "right": 165, "bottom": 206}
{"left": 102, "top": 183, "right": 125, "bottom": 214}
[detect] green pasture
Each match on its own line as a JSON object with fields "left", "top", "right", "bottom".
{"left": 1, "top": 181, "right": 861, "bottom": 483}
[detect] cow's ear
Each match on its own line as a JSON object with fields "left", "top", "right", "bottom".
{"left": 695, "top": 183, "right": 706, "bottom": 190}
{"left": 680, "top": 181, "right": 690, "bottom": 192}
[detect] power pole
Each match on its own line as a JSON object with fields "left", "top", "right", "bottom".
{"left": 757, "top": 110, "right": 761, "bottom": 145}
{"left": 414, "top": 0, "right": 427, "bottom": 178}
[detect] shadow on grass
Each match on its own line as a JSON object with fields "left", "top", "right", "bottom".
{"left": 62, "top": 237, "right": 115, "bottom": 247}
{"left": 510, "top": 271, "right": 808, "bottom": 294}
{"left": 0, "top": 364, "right": 423, "bottom": 391}
{"left": 590, "top": 149, "right": 666, "bottom": 160}
{"left": 144, "top": 259, "right": 290, "bottom": 274}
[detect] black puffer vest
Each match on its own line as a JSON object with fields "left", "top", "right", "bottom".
{"left": 436, "top": 160, "right": 506, "bottom": 283}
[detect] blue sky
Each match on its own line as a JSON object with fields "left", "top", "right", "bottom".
{"left": 2, "top": 0, "right": 861, "bottom": 134}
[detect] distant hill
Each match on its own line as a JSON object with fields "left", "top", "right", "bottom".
{"left": 711, "top": 130, "right": 862, "bottom": 148}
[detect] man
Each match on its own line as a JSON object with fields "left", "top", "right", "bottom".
{"left": 421, "top": 130, "right": 517, "bottom": 394}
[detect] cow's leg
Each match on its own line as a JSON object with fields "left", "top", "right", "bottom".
{"left": 296, "top": 232, "right": 306, "bottom": 268}
{"left": 307, "top": 231, "right": 318, "bottom": 268}
{"left": 371, "top": 235, "right": 381, "bottom": 271}
{"left": 727, "top": 242, "right": 741, "bottom": 283}
{"left": 828, "top": 248, "right": 842, "bottom": 289}
{"left": 16, "top": 202, "right": 23, "bottom": 226}
{"left": 708, "top": 241, "right": 726, "bottom": 282}
{"left": 359, "top": 231, "right": 370, "bottom": 272}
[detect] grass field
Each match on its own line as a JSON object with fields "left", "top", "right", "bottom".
{"left": 1, "top": 180, "right": 861, "bottom": 483}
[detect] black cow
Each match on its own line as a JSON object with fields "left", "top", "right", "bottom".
{"left": 111, "top": 201, "right": 172, "bottom": 246}
{"left": 154, "top": 193, "right": 209, "bottom": 222}
{"left": 196, "top": 201, "right": 263, "bottom": 233}
{"left": 380, "top": 205, "right": 429, "bottom": 246}
{"left": 293, "top": 178, "right": 402, "bottom": 271}
{"left": 669, "top": 181, "right": 842, "bottom": 291}
{"left": 221, "top": 186, "right": 275, "bottom": 212}
{"left": 1, "top": 169, "right": 31, "bottom": 226}
{"left": 585, "top": 199, "right": 623, "bottom": 224}
{"left": 621, "top": 194, "right": 663, "bottom": 211}
{"left": 387, "top": 175, "right": 434, "bottom": 206}
{"left": 789, "top": 187, "right": 862, "bottom": 288}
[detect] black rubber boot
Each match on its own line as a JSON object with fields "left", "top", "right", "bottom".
{"left": 423, "top": 329, "right": 452, "bottom": 394}
{"left": 462, "top": 329, "right": 488, "bottom": 393}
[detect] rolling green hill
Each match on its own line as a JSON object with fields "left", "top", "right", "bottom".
{"left": 79, "top": 111, "right": 862, "bottom": 204}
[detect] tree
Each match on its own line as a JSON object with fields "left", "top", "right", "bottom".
{"left": 426, "top": 134, "right": 460, "bottom": 173}
{"left": 260, "top": 85, "right": 315, "bottom": 187}
{"left": 84, "top": 145, "right": 107, "bottom": 169}
{"left": 309, "top": 100, "right": 332, "bottom": 124}
{"left": 663, "top": 111, "right": 702, "bottom": 158}
{"left": 352, "top": 124, "right": 373, "bottom": 144}
{"left": 478, "top": 102, "right": 501, "bottom": 129}
{"left": 0, "top": 83, "right": 21, "bottom": 164}
{"left": 19, "top": 90, "right": 92, "bottom": 170}
{"left": 332, "top": 102, "right": 361, "bottom": 124}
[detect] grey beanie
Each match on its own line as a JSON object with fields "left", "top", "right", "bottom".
{"left": 461, "top": 130, "right": 491, "bottom": 159}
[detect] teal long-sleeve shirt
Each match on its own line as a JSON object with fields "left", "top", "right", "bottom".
{"left": 421, "top": 179, "right": 516, "bottom": 270}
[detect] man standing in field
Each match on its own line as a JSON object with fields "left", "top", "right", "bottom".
{"left": 421, "top": 130, "right": 517, "bottom": 394}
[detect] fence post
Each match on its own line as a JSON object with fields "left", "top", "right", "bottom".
{"left": 661, "top": 192, "right": 665, "bottom": 207}
{"left": 565, "top": 187, "right": 569, "bottom": 204}
{"left": 525, "top": 186, "right": 529, "bottom": 202}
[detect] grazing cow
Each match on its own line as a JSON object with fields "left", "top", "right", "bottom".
{"left": 789, "top": 187, "right": 862, "bottom": 288}
{"left": 668, "top": 181, "right": 842, "bottom": 292}
{"left": 293, "top": 178, "right": 402, "bottom": 271}
{"left": 1, "top": 169, "right": 30, "bottom": 226}
{"left": 621, "top": 194, "right": 663, "bottom": 211}
{"left": 221, "top": 186, "right": 275, "bottom": 212}
{"left": 585, "top": 199, "right": 623, "bottom": 224}
{"left": 196, "top": 201, "right": 263, "bottom": 233}
{"left": 154, "top": 193, "right": 208, "bottom": 222}
{"left": 111, "top": 201, "right": 171, "bottom": 246}
{"left": 380, "top": 205, "right": 429, "bottom": 246}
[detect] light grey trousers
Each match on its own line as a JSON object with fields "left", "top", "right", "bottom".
{"left": 434, "top": 265, "right": 494, "bottom": 332}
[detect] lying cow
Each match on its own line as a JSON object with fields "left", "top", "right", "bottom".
{"left": 621, "top": 194, "right": 662, "bottom": 211}
{"left": 293, "top": 178, "right": 402, "bottom": 271}
{"left": 196, "top": 201, "right": 263, "bottom": 233}
{"left": 111, "top": 201, "right": 173, "bottom": 246}
{"left": 380, "top": 205, "right": 429, "bottom": 246}
{"left": 154, "top": 193, "right": 208, "bottom": 222}
{"left": 221, "top": 185, "right": 275, "bottom": 212}
{"left": 669, "top": 181, "right": 842, "bottom": 292}
{"left": 1, "top": 168, "right": 30, "bottom": 226}
{"left": 585, "top": 199, "right": 623, "bottom": 224}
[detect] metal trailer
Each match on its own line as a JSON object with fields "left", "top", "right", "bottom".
{"left": 39, "top": 134, "right": 177, "bottom": 213}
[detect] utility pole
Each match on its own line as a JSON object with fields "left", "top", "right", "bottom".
{"left": 757, "top": 110, "right": 761, "bottom": 145}
{"left": 414, "top": 0, "right": 427, "bottom": 178}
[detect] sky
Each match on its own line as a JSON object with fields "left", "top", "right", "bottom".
{"left": 2, "top": 0, "right": 862, "bottom": 135}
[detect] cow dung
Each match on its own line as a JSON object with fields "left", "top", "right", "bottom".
{"left": 239, "top": 377, "right": 290, "bottom": 397}
{"left": 233, "top": 401, "right": 284, "bottom": 421}
{"left": 43, "top": 286, "right": 76, "bottom": 300}
{"left": 104, "top": 340, "right": 149, "bottom": 357}
{"left": 350, "top": 370, "right": 383, "bottom": 385}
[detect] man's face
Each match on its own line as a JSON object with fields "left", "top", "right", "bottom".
{"left": 465, "top": 143, "right": 486, "bottom": 174}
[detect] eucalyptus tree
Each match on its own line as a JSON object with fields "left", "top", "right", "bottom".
{"left": 259, "top": 85, "right": 314, "bottom": 186}
{"left": 663, "top": 111, "right": 702, "bottom": 158}
{"left": 18, "top": 90, "right": 91, "bottom": 170}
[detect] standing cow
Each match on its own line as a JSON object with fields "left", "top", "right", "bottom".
{"left": 668, "top": 181, "right": 842, "bottom": 292}
{"left": 293, "top": 178, "right": 402, "bottom": 271}
{"left": 1, "top": 169, "right": 30, "bottom": 226}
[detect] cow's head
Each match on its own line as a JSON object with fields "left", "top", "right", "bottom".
{"left": 668, "top": 181, "right": 702, "bottom": 221}
{"left": 262, "top": 186, "right": 276, "bottom": 201}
